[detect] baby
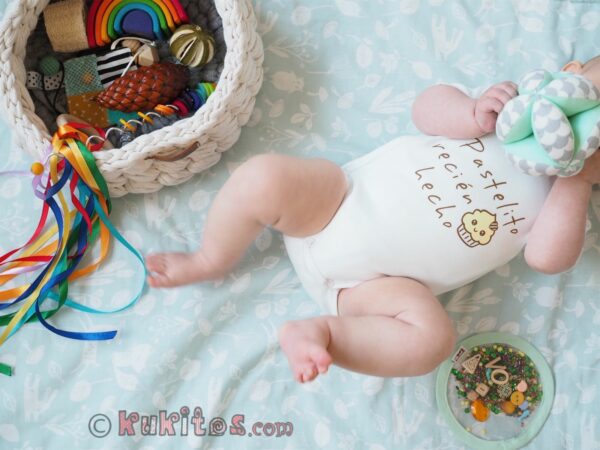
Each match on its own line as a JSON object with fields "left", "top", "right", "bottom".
{"left": 146, "top": 58, "right": 600, "bottom": 383}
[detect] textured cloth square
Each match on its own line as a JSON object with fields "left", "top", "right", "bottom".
{"left": 42, "top": 0, "right": 89, "bottom": 53}
{"left": 96, "top": 48, "right": 137, "bottom": 88}
{"left": 67, "top": 91, "right": 109, "bottom": 128}
{"left": 107, "top": 110, "right": 138, "bottom": 124}
{"left": 64, "top": 55, "right": 103, "bottom": 96}
{"left": 26, "top": 71, "right": 42, "bottom": 89}
{"left": 27, "top": 71, "right": 64, "bottom": 91}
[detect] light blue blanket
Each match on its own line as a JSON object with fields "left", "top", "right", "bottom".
{"left": 1, "top": 1, "right": 599, "bottom": 448}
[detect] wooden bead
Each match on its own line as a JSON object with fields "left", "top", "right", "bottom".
{"left": 490, "top": 369, "right": 509, "bottom": 385}
{"left": 30, "top": 162, "right": 44, "bottom": 175}
{"left": 475, "top": 383, "right": 490, "bottom": 397}
{"left": 121, "top": 39, "right": 142, "bottom": 53}
{"left": 462, "top": 354, "right": 481, "bottom": 374}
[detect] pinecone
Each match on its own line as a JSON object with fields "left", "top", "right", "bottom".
{"left": 96, "top": 62, "right": 189, "bottom": 113}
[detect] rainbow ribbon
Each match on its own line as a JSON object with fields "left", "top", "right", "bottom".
{"left": 0, "top": 123, "right": 147, "bottom": 376}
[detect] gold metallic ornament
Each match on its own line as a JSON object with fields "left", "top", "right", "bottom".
{"left": 169, "top": 24, "right": 215, "bottom": 68}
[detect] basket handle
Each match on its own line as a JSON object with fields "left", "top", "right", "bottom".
{"left": 151, "top": 142, "right": 199, "bottom": 161}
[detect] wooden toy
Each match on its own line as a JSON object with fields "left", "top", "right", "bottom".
{"left": 111, "top": 37, "right": 159, "bottom": 67}
{"left": 86, "top": 0, "right": 190, "bottom": 48}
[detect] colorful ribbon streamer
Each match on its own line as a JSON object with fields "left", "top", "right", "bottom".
{"left": 0, "top": 122, "right": 147, "bottom": 376}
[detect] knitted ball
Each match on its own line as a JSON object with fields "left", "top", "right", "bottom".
{"left": 38, "top": 56, "right": 61, "bottom": 76}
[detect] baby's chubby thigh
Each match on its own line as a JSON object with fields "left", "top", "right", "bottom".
{"left": 337, "top": 276, "right": 457, "bottom": 371}
{"left": 228, "top": 153, "right": 348, "bottom": 237}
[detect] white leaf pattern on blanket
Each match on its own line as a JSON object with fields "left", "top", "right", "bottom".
{"left": 432, "top": 15, "right": 463, "bottom": 60}
{"left": 392, "top": 395, "right": 425, "bottom": 443}
{"left": 230, "top": 273, "right": 252, "bottom": 293}
{"left": 414, "top": 382, "right": 430, "bottom": 406}
{"left": 535, "top": 286, "right": 563, "bottom": 309}
{"left": 0, "top": 424, "right": 18, "bottom": 443}
{"left": 335, "top": 0, "right": 360, "bottom": 17}
{"left": 70, "top": 380, "right": 91, "bottom": 402}
{"left": 255, "top": 228, "right": 273, "bottom": 252}
{"left": 0, "top": 390, "right": 16, "bottom": 413}
{"left": 250, "top": 379, "right": 271, "bottom": 402}
{"left": 584, "top": 332, "right": 600, "bottom": 353}
{"left": 143, "top": 192, "right": 176, "bottom": 230}
{"left": 261, "top": 268, "right": 298, "bottom": 295}
{"left": 399, "top": 0, "right": 419, "bottom": 15}
{"left": 368, "top": 87, "right": 414, "bottom": 114}
{"left": 575, "top": 382, "right": 597, "bottom": 405}
{"left": 446, "top": 286, "right": 501, "bottom": 313}
{"left": 526, "top": 314, "right": 545, "bottom": 334}
{"left": 556, "top": 349, "right": 578, "bottom": 370}
{"left": 499, "top": 321, "right": 521, "bottom": 335}
{"left": 314, "top": 420, "right": 331, "bottom": 447}
{"left": 362, "top": 377, "right": 383, "bottom": 396}
{"left": 112, "top": 345, "right": 151, "bottom": 390}
{"left": 474, "top": 316, "right": 497, "bottom": 332}
{"left": 24, "top": 374, "right": 57, "bottom": 421}
{"left": 581, "top": 412, "right": 600, "bottom": 449}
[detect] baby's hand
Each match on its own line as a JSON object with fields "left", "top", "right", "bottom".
{"left": 474, "top": 81, "right": 518, "bottom": 134}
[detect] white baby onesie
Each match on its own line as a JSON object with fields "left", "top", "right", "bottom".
{"left": 283, "top": 134, "right": 552, "bottom": 315}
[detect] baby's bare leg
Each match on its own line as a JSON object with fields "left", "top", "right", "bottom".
{"left": 524, "top": 176, "right": 591, "bottom": 274}
{"left": 146, "top": 154, "right": 347, "bottom": 287}
{"left": 279, "top": 277, "right": 456, "bottom": 382}
{"left": 525, "top": 151, "right": 600, "bottom": 274}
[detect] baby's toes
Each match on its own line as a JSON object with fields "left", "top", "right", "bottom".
{"left": 309, "top": 346, "right": 332, "bottom": 374}
{"left": 147, "top": 265, "right": 173, "bottom": 288}
{"left": 315, "top": 354, "right": 332, "bottom": 374}
{"left": 292, "top": 365, "right": 309, "bottom": 383}
{"left": 300, "top": 364, "right": 318, "bottom": 383}
{"left": 147, "top": 272, "right": 172, "bottom": 288}
{"left": 145, "top": 254, "right": 167, "bottom": 273}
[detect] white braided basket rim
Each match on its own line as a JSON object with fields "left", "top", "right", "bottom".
{"left": 0, "top": 0, "right": 264, "bottom": 197}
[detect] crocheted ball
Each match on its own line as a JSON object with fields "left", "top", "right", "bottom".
{"left": 496, "top": 69, "right": 600, "bottom": 177}
{"left": 38, "top": 56, "right": 61, "bottom": 76}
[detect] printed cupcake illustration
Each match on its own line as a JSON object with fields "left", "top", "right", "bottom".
{"left": 457, "top": 209, "right": 498, "bottom": 247}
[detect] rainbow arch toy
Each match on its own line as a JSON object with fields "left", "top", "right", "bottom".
{"left": 87, "top": 0, "right": 190, "bottom": 48}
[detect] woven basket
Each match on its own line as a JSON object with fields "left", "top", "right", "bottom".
{"left": 0, "top": 0, "right": 264, "bottom": 198}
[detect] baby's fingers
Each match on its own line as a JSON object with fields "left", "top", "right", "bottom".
{"left": 496, "top": 81, "right": 518, "bottom": 98}
{"left": 485, "top": 87, "right": 515, "bottom": 107}
{"left": 478, "top": 96, "right": 505, "bottom": 114}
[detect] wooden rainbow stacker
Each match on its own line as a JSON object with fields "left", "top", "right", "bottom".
{"left": 86, "top": 0, "right": 190, "bottom": 47}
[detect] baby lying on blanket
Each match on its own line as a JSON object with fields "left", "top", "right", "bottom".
{"left": 146, "top": 57, "right": 600, "bottom": 383}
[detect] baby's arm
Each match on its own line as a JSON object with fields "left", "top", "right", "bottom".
{"left": 412, "top": 82, "right": 517, "bottom": 139}
{"left": 524, "top": 153, "right": 600, "bottom": 274}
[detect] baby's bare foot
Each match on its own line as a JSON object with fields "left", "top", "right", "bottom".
{"left": 145, "top": 252, "right": 220, "bottom": 288}
{"left": 278, "top": 319, "right": 332, "bottom": 383}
